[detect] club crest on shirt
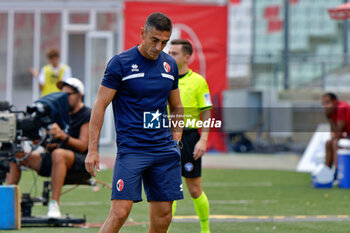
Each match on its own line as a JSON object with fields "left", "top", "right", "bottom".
{"left": 163, "top": 62, "right": 170, "bottom": 73}
{"left": 184, "top": 162, "right": 194, "bottom": 172}
{"left": 116, "top": 179, "right": 124, "bottom": 191}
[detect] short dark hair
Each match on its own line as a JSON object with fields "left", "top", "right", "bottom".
{"left": 170, "top": 39, "right": 193, "bottom": 56}
{"left": 323, "top": 92, "right": 338, "bottom": 101}
{"left": 46, "top": 48, "right": 60, "bottom": 59}
{"left": 145, "top": 12, "right": 172, "bottom": 32}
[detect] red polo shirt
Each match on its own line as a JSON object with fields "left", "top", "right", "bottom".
{"left": 330, "top": 101, "right": 350, "bottom": 135}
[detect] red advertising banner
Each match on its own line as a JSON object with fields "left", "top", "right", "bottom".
{"left": 124, "top": 1, "right": 228, "bottom": 152}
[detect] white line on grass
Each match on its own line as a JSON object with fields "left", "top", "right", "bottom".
{"left": 203, "top": 182, "right": 273, "bottom": 187}
{"left": 210, "top": 200, "right": 277, "bottom": 205}
{"left": 60, "top": 201, "right": 110, "bottom": 206}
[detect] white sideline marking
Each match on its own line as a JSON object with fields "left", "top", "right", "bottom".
{"left": 210, "top": 200, "right": 277, "bottom": 205}
{"left": 203, "top": 182, "right": 273, "bottom": 187}
{"left": 60, "top": 201, "right": 109, "bottom": 206}
{"left": 173, "top": 215, "right": 350, "bottom": 223}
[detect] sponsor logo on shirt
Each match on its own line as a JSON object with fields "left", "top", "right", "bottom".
{"left": 116, "top": 179, "right": 124, "bottom": 191}
{"left": 143, "top": 109, "right": 162, "bottom": 129}
{"left": 131, "top": 64, "right": 139, "bottom": 72}
{"left": 163, "top": 62, "right": 170, "bottom": 73}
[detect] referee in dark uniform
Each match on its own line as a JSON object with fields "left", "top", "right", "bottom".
{"left": 169, "top": 39, "right": 212, "bottom": 233}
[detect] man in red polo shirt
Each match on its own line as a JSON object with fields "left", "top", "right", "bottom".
{"left": 322, "top": 93, "right": 350, "bottom": 174}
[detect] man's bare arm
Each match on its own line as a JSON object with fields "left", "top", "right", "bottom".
{"left": 85, "top": 85, "right": 116, "bottom": 176}
{"left": 66, "top": 122, "right": 89, "bottom": 153}
{"left": 193, "top": 109, "right": 211, "bottom": 160}
{"left": 168, "top": 88, "right": 183, "bottom": 141}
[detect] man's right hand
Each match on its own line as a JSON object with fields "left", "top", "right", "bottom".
{"left": 30, "top": 68, "right": 39, "bottom": 78}
{"left": 85, "top": 151, "right": 100, "bottom": 177}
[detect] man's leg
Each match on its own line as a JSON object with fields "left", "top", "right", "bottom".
{"left": 332, "top": 139, "right": 338, "bottom": 168}
{"left": 47, "top": 148, "right": 75, "bottom": 218}
{"left": 6, "top": 162, "right": 21, "bottom": 185}
{"left": 99, "top": 199, "right": 133, "bottom": 233}
{"left": 149, "top": 201, "right": 173, "bottom": 233}
{"left": 6, "top": 151, "right": 42, "bottom": 184}
{"left": 325, "top": 139, "right": 334, "bottom": 168}
{"left": 186, "top": 177, "right": 210, "bottom": 233}
{"left": 50, "top": 148, "right": 75, "bottom": 203}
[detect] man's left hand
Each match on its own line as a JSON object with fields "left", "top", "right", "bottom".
{"left": 48, "top": 123, "right": 66, "bottom": 141}
{"left": 193, "top": 139, "right": 207, "bottom": 160}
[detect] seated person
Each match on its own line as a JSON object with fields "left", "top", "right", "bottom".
{"left": 6, "top": 77, "right": 91, "bottom": 218}
{"left": 322, "top": 92, "right": 350, "bottom": 175}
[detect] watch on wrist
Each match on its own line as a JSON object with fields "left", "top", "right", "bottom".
{"left": 63, "top": 135, "right": 70, "bottom": 144}
{"left": 175, "top": 140, "right": 183, "bottom": 149}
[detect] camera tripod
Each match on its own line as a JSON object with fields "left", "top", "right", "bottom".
{"left": 21, "top": 181, "right": 86, "bottom": 227}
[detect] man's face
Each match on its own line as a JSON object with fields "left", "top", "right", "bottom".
{"left": 168, "top": 44, "right": 188, "bottom": 69}
{"left": 61, "top": 85, "right": 80, "bottom": 112}
{"left": 322, "top": 95, "right": 337, "bottom": 115}
{"left": 140, "top": 27, "right": 171, "bottom": 60}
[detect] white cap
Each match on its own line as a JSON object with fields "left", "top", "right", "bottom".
{"left": 57, "top": 77, "right": 84, "bottom": 95}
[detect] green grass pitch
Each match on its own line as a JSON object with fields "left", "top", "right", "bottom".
{"left": 5, "top": 168, "right": 350, "bottom": 233}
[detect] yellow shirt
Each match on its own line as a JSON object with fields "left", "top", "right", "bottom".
{"left": 178, "top": 69, "right": 212, "bottom": 128}
{"left": 41, "top": 64, "right": 68, "bottom": 97}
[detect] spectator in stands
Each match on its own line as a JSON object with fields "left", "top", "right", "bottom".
{"left": 6, "top": 78, "right": 91, "bottom": 219}
{"left": 31, "top": 48, "right": 72, "bottom": 97}
{"left": 322, "top": 92, "right": 350, "bottom": 174}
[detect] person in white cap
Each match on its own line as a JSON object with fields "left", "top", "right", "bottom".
{"left": 6, "top": 77, "right": 91, "bottom": 219}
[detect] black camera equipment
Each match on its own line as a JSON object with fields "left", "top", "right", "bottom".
{"left": 0, "top": 92, "right": 69, "bottom": 184}
{"left": 0, "top": 93, "right": 86, "bottom": 227}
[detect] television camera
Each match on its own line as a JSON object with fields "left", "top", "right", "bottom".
{"left": 0, "top": 92, "right": 70, "bottom": 185}
{"left": 0, "top": 93, "right": 86, "bottom": 227}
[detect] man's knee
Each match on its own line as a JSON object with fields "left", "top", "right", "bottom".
{"left": 15, "top": 151, "right": 42, "bottom": 171}
{"left": 326, "top": 139, "right": 333, "bottom": 149}
{"left": 186, "top": 178, "right": 202, "bottom": 198}
{"left": 51, "top": 148, "right": 73, "bottom": 165}
{"left": 161, "top": 210, "right": 172, "bottom": 223}
{"left": 151, "top": 203, "right": 172, "bottom": 224}
{"left": 51, "top": 149, "right": 65, "bottom": 163}
{"left": 109, "top": 204, "right": 131, "bottom": 222}
{"left": 153, "top": 208, "right": 172, "bottom": 227}
{"left": 332, "top": 139, "right": 338, "bottom": 148}
{"left": 326, "top": 139, "right": 338, "bottom": 150}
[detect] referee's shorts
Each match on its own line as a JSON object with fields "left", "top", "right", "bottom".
{"left": 180, "top": 128, "right": 202, "bottom": 178}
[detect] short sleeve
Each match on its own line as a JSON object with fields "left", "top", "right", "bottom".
{"left": 101, "top": 55, "right": 123, "bottom": 90}
{"left": 197, "top": 78, "right": 212, "bottom": 111}
{"left": 171, "top": 62, "right": 179, "bottom": 90}
{"left": 171, "top": 60, "right": 179, "bottom": 90}
{"left": 336, "top": 106, "right": 347, "bottom": 122}
{"left": 83, "top": 108, "right": 91, "bottom": 124}
{"left": 38, "top": 67, "right": 45, "bottom": 85}
{"left": 63, "top": 65, "right": 72, "bottom": 81}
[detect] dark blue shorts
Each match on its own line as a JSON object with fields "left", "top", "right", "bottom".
{"left": 111, "top": 145, "right": 184, "bottom": 202}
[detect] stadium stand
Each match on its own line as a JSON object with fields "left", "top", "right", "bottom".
{"left": 229, "top": 0, "right": 345, "bottom": 90}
